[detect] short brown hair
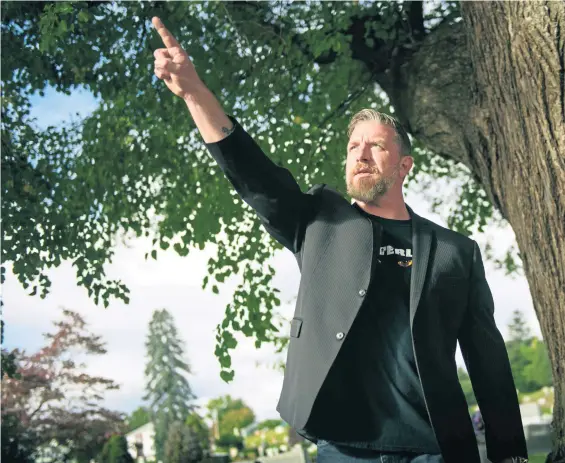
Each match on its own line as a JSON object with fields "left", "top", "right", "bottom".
{"left": 347, "top": 109, "right": 411, "bottom": 156}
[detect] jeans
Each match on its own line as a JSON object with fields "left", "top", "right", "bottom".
{"left": 316, "top": 440, "right": 445, "bottom": 463}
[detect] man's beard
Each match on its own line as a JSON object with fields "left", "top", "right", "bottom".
{"left": 345, "top": 166, "right": 399, "bottom": 204}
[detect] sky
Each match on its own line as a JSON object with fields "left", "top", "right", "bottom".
{"left": 3, "top": 86, "right": 543, "bottom": 423}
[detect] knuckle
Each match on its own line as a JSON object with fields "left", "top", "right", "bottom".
{"left": 154, "top": 48, "right": 170, "bottom": 59}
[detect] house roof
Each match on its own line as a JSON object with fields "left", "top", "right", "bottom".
{"left": 125, "top": 421, "right": 154, "bottom": 436}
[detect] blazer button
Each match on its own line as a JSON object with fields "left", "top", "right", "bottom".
{"left": 358, "top": 289, "right": 366, "bottom": 296}
{"left": 336, "top": 332, "right": 345, "bottom": 340}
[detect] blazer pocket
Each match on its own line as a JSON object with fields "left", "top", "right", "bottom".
{"left": 290, "top": 318, "right": 303, "bottom": 338}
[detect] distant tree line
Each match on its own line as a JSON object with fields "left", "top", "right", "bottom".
{"left": 458, "top": 309, "right": 553, "bottom": 409}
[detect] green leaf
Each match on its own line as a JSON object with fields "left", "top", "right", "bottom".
{"left": 219, "top": 355, "right": 231, "bottom": 368}
{"left": 78, "top": 10, "right": 89, "bottom": 23}
{"left": 224, "top": 335, "right": 237, "bottom": 349}
{"left": 220, "top": 370, "right": 234, "bottom": 383}
{"left": 58, "top": 20, "right": 68, "bottom": 34}
{"left": 58, "top": 3, "right": 73, "bottom": 14}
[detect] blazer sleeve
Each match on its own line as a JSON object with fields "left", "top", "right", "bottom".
{"left": 458, "top": 241, "right": 528, "bottom": 462}
{"left": 204, "top": 116, "right": 322, "bottom": 254}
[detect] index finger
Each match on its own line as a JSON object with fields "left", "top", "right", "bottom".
{"left": 152, "top": 17, "right": 181, "bottom": 49}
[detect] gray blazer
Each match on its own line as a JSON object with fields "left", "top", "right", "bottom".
{"left": 205, "top": 117, "right": 527, "bottom": 463}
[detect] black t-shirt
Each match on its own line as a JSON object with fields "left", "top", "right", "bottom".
{"left": 305, "top": 205, "right": 440, "bottom": 454}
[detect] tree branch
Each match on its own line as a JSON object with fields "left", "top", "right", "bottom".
{"left": 223, "top": 2, "right": 427, "bottom": 82}
{"left": 347, "top": 13, "right": 393, "bottom": 74}
{"left": 405, "top": 1, "right": 425, "bottom": 41}
{"left": 28, "top": 396, "right": 52, "bottom": 421}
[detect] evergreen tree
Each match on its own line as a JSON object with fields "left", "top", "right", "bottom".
{"left": 165, "top": 422, "right": 185, "bottom": 463}
{"left": 144, "top": 309, "right": 196, "bottom": 462}
{"left": 98, "top": 434, "right": 133, "bottom": 463}
{"left": 185, "top": 426, "right": 204, "bottom": 463}
{"left": 165, "top": 421, "right": 203, "bottom": 463}
{"left": 508, "top": 309, "right": 532, "bottom": 342}
{"left": 506, "top": 309, "right": 532, "bottom": 392}
{"left": 185, "top": 413, "right": 211, "bottom": 456}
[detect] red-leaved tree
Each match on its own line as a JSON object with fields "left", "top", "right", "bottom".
{"left": 1, "top": 309, "right": 125, "bottom": 462}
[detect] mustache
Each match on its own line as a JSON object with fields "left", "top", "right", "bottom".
{"left": 353, "top": 165, "right": 377, "bottom": 175}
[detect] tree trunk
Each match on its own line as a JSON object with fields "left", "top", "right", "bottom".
{"left": 387, "top": 2, "right": 565, "bottom": 460}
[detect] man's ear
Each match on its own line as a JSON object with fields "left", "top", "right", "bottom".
{"left": 401, "top": 156, "right": 414, "bottom": 177}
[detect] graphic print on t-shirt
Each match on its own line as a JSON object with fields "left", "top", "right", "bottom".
{"left": 379, "top": 244, "right": 413, "bottom": 268}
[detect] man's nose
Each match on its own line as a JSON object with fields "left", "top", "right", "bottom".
{"left": 356, "top": 142, "right": 372, "bottom": 162}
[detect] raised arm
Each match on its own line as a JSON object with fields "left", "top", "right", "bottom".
{"left": 151, "top": 17, "right": 322, "bottom": 253}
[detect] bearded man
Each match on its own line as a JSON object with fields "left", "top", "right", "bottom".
{"left": 151, "top": 17, "right": 527, "bottom": 463}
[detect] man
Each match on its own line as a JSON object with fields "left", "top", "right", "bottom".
{"left": 151, "top": 17, "right": 527, "bottom": 463}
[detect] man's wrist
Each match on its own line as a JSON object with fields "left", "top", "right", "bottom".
{"left": 182, "top": 82, "right": 209, "bottom": 106}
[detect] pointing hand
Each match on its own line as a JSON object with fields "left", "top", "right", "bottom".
{"left": 152, "top": 17, "right": 204, "bottom": 100}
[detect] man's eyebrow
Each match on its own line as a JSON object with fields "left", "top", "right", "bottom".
{"left": 348, "top": 138, "right": 386, "bottom": 145}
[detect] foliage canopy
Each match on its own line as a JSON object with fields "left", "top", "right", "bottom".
{"left": 2, "top": 1, "right": 513, "bottom": 380}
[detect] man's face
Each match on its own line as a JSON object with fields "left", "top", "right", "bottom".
{"left": 345, "top": 120, "right": 409, "bottom": 203}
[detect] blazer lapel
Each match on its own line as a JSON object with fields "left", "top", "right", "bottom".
{"left": 344, "top": 194, "right": 433, "bottom": 326}
{"left": 407, "top": 205, "right": 433, "bottom": 327}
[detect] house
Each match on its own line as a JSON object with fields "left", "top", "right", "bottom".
{"left": 519, "top": 403, "right": 550, "bottom": 426}
{"left": 242, "top": 422, "right": 287, "bottom": 437}
{"left": 125, "top": 422, "right": 156, "bottom": 462}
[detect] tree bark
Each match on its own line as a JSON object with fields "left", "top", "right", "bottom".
{"left": 386, "top": 2, "right": 565, "bottom": 460}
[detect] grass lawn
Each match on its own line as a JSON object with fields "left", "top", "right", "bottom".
{"left": 529, "top": 454, "right": 547, "bottom": 463}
